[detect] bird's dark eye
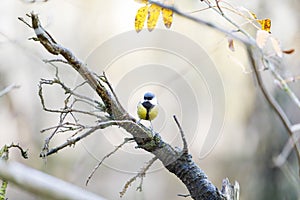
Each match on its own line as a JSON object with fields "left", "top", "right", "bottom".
{"left": 144, "top": 96, "right": 153, "bottom": 100}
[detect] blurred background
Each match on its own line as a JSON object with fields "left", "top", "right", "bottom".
{"left": 0, "top": 0, "right": 300, "bottom": 199}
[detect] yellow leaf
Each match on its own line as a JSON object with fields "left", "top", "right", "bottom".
{"left": 257, "top": 18, "right": 271, "bottom": 33}
{"left": 135, "top": 5, "right": 149, "bottom": 32}
{"left": 162, "top": 8, "right": 173, "bottom": 28}
{"left": 147, "top": 4, "right": 161, "bottom": 31}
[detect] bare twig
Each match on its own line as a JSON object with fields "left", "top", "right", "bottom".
{"left": 41, "top": 120, "right": 137, "bottom": 157}
{"left": 17, "top": 17, "right": 32, "bottom": 28}
{"left": 19, "top": 12, "right": 116, "bottom": 115}
{"left": 200, "top": 0, "right": 224, "bottom": 15}
{"left": 86, "top": 138, "right": 134, "bottom": 185}
{"left": 173, "top": 115, "right": 188, "bottom": 153}
{"left": 214, "top": 0, "right": 224, "bottom": 15}
{"left": 120, "top": 156, "right": 158, "bottom": 197}
{"left": 40, "top": 122, "right": 84, "bottom": 134}
{"left": 39, "top": 73, "right": 101, "bottom": 110}
{"left": 101, "top": 72, "right": 125, "bottom": 114}
{"left": 37, "top": 73, "right": 108, "bottom": 155}
{"left": 43, "top": 59, "right": 69, "bottom": 64}
{"left": 267, "top": 60, "right": 300, "bottom": 108}
{"left": 7, "top": 144, "right": 28, "bottom": 159}
{"left": 1, "top": 143, "right": 28, "bottom": 160}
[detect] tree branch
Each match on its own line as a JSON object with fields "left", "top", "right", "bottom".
{"left": 0, "top": 161, "right": 106, "bottom": 200}
{"left": 120, "top": 156, "right": 158, "bottom": 197}
{"left": 173, "top": 115, "right": 188, "bottom": 153}
{"left": 86, "top": 137, "right": 135, "bottom": 185}
{"left": 148, "top": 0, "right": 255, "bottom": 46}
{"left": 18, "top": 12, "right": 239, "bottom": 199}
{"left": 247, "top": 47, "right": 300, "bottom": 173}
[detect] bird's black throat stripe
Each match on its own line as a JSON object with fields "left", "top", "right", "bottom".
{"left": 142, "top": 101, "right": 154, "bottom": 120}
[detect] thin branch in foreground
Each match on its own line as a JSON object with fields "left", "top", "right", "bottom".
{"left": 120, "top": 156, "right": 158, "bottom": 198}
{"left": 0, "top": 161, "right": 106, "bottom": 200}
{"left": 86, "top": 137, "right": 134, "bottom": 186}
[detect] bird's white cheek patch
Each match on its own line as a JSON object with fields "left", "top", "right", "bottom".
{"left": 149, "top": 98, "right": 158, "bottom": 106}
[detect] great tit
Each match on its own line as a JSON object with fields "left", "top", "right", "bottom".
{"left": 137, "top": 92, "right": 158, "bottom": 124}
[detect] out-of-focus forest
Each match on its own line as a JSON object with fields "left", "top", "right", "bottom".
{"left": 1, "top": 0, "right": 300, "bottom": 199}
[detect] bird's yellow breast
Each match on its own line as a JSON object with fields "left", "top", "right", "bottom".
{"left": 148, "top": 105, "right": 158, "bottom": 121}
{"left": 137, "top": 103, "right": 158, "bottom": 121}
{"left": 137, "top": 103, "right": 148, "bottom": 120}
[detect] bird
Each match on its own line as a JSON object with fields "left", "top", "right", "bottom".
{"left": 137, "top": 92, "right": 158, "bottom": 128}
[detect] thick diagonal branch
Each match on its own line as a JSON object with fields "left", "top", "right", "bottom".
{"left": 21, "top": 12, "right": 229, "bottom": 199}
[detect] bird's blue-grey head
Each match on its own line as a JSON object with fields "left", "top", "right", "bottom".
{"left": 144, "top": 92, "right": 155, "bottom": 100}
